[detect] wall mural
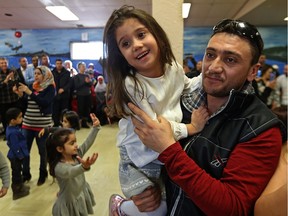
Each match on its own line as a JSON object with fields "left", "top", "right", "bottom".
{"left": 184, "top": 26, "right": 287, "bottom": 73}
{"left": 0, "top": 28, "right": 104, "bottom": 72}
{"left": 0, "top": 26, "right": 286, "bottom": 74}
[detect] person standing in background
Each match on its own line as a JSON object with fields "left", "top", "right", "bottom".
{"left": 64, "top": 60, "right": 77, "bottom": 77}
{"left": 16, "top": 57, "right": 28, "bottom": 84}
{"left": 52, "top": 59, "right": 71, "bottom": 127}
{"left": 73, "top": 62, "right": 92, "bottom": 128}
{"left": 276, "top": 64, "right": 288, "bottom": 107}
{"left": 25, "top": 55, "right": 38, "bottom": 88}
{"left": 0, "top": 57, "right": 23, "bottom": 140}
{"left": 41, "top": 54, "right": 55, "bottom": 71}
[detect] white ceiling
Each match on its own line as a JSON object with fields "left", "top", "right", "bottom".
{"left": 0, "top": 0, "right": 286, "bottom": 29}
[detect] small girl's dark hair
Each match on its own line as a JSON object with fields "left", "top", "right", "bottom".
{"left": 46, "top": 128, "right": 74, "bottom": 177}
{"left": 61, "top": 109, "right": 80, "bottom": 130}
{"left": 6, "top": 107, "right": 22, "bottom": 124}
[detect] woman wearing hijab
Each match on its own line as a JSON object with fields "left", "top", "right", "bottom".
{"left": 94, "top": 76, "right": 109, "bottom": 125}
{"left": 13, "top": 66, "right": 56, "bottom": 186}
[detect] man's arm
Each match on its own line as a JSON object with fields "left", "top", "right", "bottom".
{"left": 159, "top": 127, "right": 281, "bottom": 215}
{"left": 128, "top": 103, "right": 282, "bottom": 215}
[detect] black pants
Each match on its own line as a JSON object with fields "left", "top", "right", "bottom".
{"left": 77, "top": 95, "right": 91, "bottom": 120}
{"left": 9, "top": 158, "right": 24, "bottom": 185}
{"left": 52, "top": 98, "right": 69, "bottom": 126}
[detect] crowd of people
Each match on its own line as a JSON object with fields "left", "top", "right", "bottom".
{"left": 0, "top": 5, "right": 287, "bottom": 216}
{"left": 0, "top": 55, "right": 111, "bottom": 201}
{"left": 0, "top": 55, "right": 110, "bottom": 133}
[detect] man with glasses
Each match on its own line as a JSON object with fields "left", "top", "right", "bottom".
{"left": 125, "top": 19, "right": 286, "bottom": 215}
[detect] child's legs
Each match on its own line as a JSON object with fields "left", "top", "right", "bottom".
{"left": 119, "top": 146, "right": 162, "bottom": 198}
{"left": 9, "top": 158, "right": 23, "bottom": 185}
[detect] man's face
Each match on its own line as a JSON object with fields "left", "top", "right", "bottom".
{"left": 78, "top": 64, "right": 86, "bottom": 73}
{"left": 32, "top": 57, "right": 39, "bottom": 67}
{"left": 56, "top": 61, "right": 63, "bottom": 71}
{"left": 258, "top": 55, "right": 266, "bottom": 65}
{"left": 202, "top": 33, "right": 259, "bottom": 98}
{"left": 0, "top": 59, "right": 8, "bottom": 71}
{"left": 20, "top": 58, "right": 28, "bottom": 69}
{"left": 41, "top": 56, "right": 49, "bottom": 65}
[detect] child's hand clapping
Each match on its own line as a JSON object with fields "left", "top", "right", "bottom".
{"left": 90, "top": 113, "right": 100, "bottom": 127}
{"left": 76, "top": 153, "right": 98, "bottom": 170}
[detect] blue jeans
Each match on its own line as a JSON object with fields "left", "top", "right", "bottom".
{"left": 22, "top": 129, "right": 48, "bottom": 178}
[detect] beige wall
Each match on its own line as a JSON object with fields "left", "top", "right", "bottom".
{"left": 152, "top": 0, "right": 183, "bottom": 64}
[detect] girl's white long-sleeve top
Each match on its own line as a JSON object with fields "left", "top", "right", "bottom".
{"left": 117, "top": 62, "right": 202, "bottom": 168}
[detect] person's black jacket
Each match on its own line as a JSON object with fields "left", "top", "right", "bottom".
{"left": 52, "top": 67, "right": 71, "bottom": 100}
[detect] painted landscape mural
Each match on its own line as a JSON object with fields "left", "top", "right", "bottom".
{"left": 0, "top": 26, "right": 286, "bottom": 74}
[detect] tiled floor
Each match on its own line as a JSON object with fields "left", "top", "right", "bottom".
{"left": 0, "top": 123, "right": 123, "bottom": 216}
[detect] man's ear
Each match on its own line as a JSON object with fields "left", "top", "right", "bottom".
{"left": 247, "top": 63, "right": 260, "bottom": 82}
{"left": 56, "top": 146, "right": 63, "bottom": 153}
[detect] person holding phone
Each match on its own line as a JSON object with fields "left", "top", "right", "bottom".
{"left": 257, "top": 64, "right": 280, "bottom": 109}
{"left": 0, "top": 57, "right": 24, "bottom": 140}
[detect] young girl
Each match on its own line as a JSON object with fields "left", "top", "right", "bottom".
{"left": 38, "top": 110, "right": 80, "bottom": 138}
{"left": 104, "top": 5, "right": 209, "bottom": 216}
{"left": 46, "top": 113, "right": 101, "bottom": 216}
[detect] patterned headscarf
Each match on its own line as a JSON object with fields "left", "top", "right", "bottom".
{"left": 32, "top": 65, "right": 55, "bottom": 92}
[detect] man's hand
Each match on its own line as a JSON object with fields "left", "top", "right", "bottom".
{"left": 131, "top": 186, "right": 162, "bottom": 212}
{"left": 128, "top": 103, "right": 176, "bottom": 153}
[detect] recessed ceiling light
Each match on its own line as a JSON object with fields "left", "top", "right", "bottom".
{"left": 284, "top": 17, "right": 288, "bottom": 21}
{"left": 46, "top": 6, "right": 79, "bottom": 21}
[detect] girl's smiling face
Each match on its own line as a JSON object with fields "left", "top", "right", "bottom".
{"left": 116, "top": 18, "right": 162, "bottom": 78}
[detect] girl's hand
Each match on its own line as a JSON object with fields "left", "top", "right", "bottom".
{"left": 76, "top": 153, "right": 98, "bottom": 170}
{"left": 131, "top": 186, "right": 162, "bottom": 212}
{"left": 38, "top": 128, "right": 45, "bottom": 138}
{"left": 90, "top": 113, "right": 100, "bottom": 127}
{"left": 188, "top": 106, "right": 209, "bottom": 135}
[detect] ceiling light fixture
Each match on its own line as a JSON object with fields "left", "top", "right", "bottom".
{"left": 46, "top": 6, "right": 79, "bottom": 21}
{"left": 182, "top": 3, "right": 191, "bottom": 19}
{"left": 284, "top": 17, "right": 288, "bottom": 21}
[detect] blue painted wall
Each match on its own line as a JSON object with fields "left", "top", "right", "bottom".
{"left": 0, "top": 26, "right": 286, "bottom": 74}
